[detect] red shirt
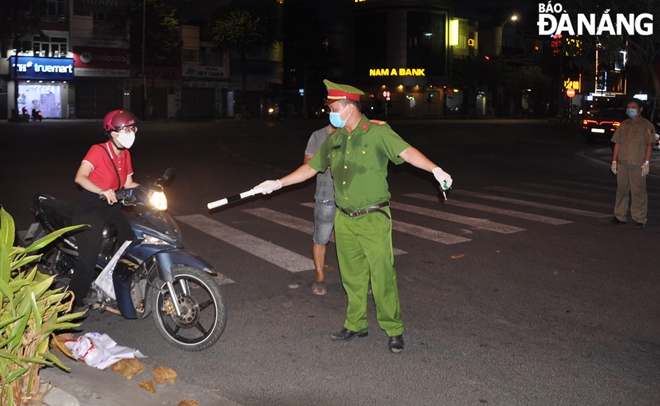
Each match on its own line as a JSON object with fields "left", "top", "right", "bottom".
{"left": 81, "top": 141, "right": 134, "bottom": 191}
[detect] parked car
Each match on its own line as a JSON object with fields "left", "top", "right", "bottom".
{"left": 581, "top": 107, "right": 627, "bottom": 143}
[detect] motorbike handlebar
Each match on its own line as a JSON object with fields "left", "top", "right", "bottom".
{"left": 99, "top": 188, "right": 137, "bottom": 205}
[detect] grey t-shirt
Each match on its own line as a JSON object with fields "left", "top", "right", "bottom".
{"left": 305, "top": 126, "right": 334, "bottom": 202}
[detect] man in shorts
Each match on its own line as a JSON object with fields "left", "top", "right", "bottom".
{"left": 304, "top": 125, "right": 335, "bottom": 295}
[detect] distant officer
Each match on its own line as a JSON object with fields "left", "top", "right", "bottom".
{"left": 610, "top": 98, "right": 655, "bottom": 229}
{"left": 254, "top": 79, "right": 453, "bottom": 353}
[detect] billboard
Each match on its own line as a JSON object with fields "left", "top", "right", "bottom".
{"left": 9, "top": 56, "right": 74, "bottom": 81}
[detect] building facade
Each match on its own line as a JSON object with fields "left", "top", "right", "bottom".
{"left": 347, "top": 0, "right": 456, "bottom": 117}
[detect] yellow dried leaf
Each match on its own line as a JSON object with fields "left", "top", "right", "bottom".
{"left": 153, "top": 366, "right": 178, "bottom": 384}
{"left": 111, "top": 358, "right": 146, "bottom": 379}
{"left": 51, "top": 333, "right": 75, "bottom": 359}
{"left": 139, "top": 380, "right": 156, "bottom": 393}
{"left": 451, "top": 254, "right": 465, "bottom": 259}
{"left": 178, "top": 400, "right": 200, "bottom": 406}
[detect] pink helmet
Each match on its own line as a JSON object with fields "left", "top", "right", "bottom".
{"left": 103, "top": 110, "right": 137, "bottom": 133}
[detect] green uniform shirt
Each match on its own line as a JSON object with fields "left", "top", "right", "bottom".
{"left": 308, "top": 116, "right": 410, "bottom": 211}
{"left": 611, "top": 116, "right": 655, "bottom": 165}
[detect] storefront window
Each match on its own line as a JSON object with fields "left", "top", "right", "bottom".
{"left": 17, "top": 84, "right": 63, "bottom": 119}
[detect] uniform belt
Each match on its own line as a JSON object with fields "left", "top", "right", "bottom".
{"left": 338, "top": 201, "right": 390, "bottom": 219}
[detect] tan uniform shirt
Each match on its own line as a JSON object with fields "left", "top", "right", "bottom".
{"left": 611, "top": 116, "right": 655, "bottom": 165}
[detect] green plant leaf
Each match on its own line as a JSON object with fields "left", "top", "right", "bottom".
{"left": 41, "top": 322, "right": 82, "bottom": 336}
{"left": 0, "top": 245, "right": 10, "bottom": 285}
{"left": 8, "top": 308, "right": 30, "bottom": 352}
{"left": 7, "top": 278, "right": 31, "bottom": 292}
{"left": 0, "top": 207, "right": 16, "bottom": 248}
{"left": 41, "top": 352, "right": 69, "bottom": 371}
{"left": 18, "top": 357, "right": 53, "bottom": 366}
{"left": 11, "top": 254, "right": 43, "bottom": 271}
{"left": 0, "top": 349, "right": 21, "bottom": 362}
{"left": 29, "top": 292, "right": 42, "bottom": 330}
{"left": 6, "top": 366, "right": 29, "bottom": 383}
{"left": 27, "top": 273, "right": 54, "bottom": 300}
{"left": 23, "top": 224, "right": 85, "bottom": 254}
{"left": 0, "top": 275, "right": 13, "bottom": 305}
{"left": 56, "top": 312, "right": 86, "bottom": 323}
{"left": 0, "top": 314, "right": 23, "bottom": 329}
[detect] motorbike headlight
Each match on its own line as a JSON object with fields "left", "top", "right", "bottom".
{"left": 142, "top": 235, "right": 170, "bottom": 245}
{"left": 150, "top": 191, "right": 168, "bottom": 211}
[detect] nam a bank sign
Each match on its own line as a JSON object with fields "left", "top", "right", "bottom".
{"left": 369, "top": 68, "right": 426, "bottom": 77}
{"left": 9, "top": 56, "right": 74, "bottom": 81}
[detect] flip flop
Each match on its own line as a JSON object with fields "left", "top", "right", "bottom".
{"left": 312, "top": 282, "right": 327, "bottom": 295}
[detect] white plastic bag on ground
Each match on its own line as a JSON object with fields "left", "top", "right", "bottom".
{"left": 64, "top": 332, "right": 146, "bottom": 370}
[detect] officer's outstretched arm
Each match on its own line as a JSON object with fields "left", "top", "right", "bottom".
{"left": 254, "top": 163, "right": 318, "bottom": 195}
{"left": 399, "top": 146, "right": 438, "bottom": 172}
{"left": 280, "top": 164, "right": 318, "bottom": 187}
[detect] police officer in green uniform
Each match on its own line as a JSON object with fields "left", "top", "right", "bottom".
{"left": 255, "top": 80, "right": 453, "bottom": 353}
{"left": 610, "top": 98, "right": 655, "bottom": 229}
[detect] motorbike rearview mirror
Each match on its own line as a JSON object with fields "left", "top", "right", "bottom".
{"left": 157, "top": 168, "right": 176, "bottom": 186}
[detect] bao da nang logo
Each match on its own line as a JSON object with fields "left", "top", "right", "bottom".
{"left": 538, "top": 2, "right": 654, "bottom": 36}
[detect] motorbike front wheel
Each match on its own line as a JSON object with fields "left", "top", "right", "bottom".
{"left": 151, "top": 266, "right": 227, "bottom": 351}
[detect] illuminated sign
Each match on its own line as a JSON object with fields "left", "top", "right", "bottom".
{"left": 564, "top": 79, "right": 580, "bottom": 90}
{"left": 73, "top": 46, "right": 130, "bottom": 70}
{"left": 369, "top": 68, "right": 425, "bottom": 77}
{"left": 9, "top": 56, "right": 74, "bottom": 81}
{"left": 182, "top": 65, "right": 229, "bottom": 79}
{"left": 566, "top": 89, "right": 576, "bottom": 97}
{"left": 450, "top": 20, "right": 459, "bottom": 46}
{"left": 468, "top": 38, "right": 475, "bottom": 47}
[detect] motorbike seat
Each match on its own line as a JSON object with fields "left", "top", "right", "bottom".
{"left": 33, "top": 193, "right": 75, "bottom": 231}
{"left": 31, "top": 193, "right": 81, "bottom": 252}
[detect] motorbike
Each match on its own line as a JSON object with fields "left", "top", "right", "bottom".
{"left": 32, "top": 109, "right": 42, "bottom": 121}
{"left": 29, "top": 168, "right": 227, "bottom": 351}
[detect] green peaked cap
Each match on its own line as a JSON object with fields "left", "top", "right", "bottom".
{"left": 324, "top": 79, "right": 364, "bottom": 102}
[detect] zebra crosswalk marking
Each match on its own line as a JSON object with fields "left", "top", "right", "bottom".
{"left": 390, "top": 201, "right": 525, "bottom": 234}
{"left": 519, "top": 182, "right": 614, "bottom": 199}
{"left": 486, "top": 186, "right": 612, "bottom": 209}
{"left": 391, "top": 220, "right": 471, "bottom": 244}
{"left": 250, "top": 205, "right": 409, "bottom": 254}
{"left": 404, "top": 193, "right": 572, "bottom": 225}
{"left": 450, "top": 190, "right": 611, "bottom": 218}
{"left": 176, "top": 214, "right": 314, "bottom": 273}
{"left": 300, "top": 203, "right": 469, "bottom": 245}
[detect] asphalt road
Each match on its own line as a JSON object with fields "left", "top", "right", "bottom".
{"left": 1, "top": 118, "right": 659, "bottom": 405}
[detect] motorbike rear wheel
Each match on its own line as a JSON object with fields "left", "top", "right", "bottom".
{"left": 151, "top": 266, "right": 227, "bottom": 351}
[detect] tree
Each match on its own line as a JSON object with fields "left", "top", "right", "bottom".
{"left": 617, "top": 0, "right": 660, "bottom": 120}
{"left": 113, "top": 0, "right": 181, "bottom": 119}
{"left": 282, "top": 0, "right": 336, "bottom": 115}
{"left": 565, "top": 0, "right": 660, "bottom": 120}
{"left": 503, "top": 65, "right": 553, "bottom": 115}
{"left": 450, "top": 55, "right": 504, "bottom": 116}
{"left": 0, "top": 0, "right": 45, "bottom": 118}
{"left": 208, "top": 4, "right": 281, "bottom": 115}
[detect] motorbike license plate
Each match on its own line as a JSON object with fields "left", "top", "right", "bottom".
{"left": 591, "top": 128, "right": 606, "bottom": 133}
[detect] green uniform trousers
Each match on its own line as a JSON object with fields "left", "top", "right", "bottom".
{"left": 334, "top": 206, "right": 404, "bottom": 337}
{"left": 614, "top": 163, "right": 648, "bottom": 224}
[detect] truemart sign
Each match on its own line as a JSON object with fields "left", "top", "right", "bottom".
{"left": 369, "top": 68, "right": 426, "bottom": 77}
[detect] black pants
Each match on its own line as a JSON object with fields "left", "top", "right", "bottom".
{"left": 69, "top": 190, "right": 134, "bottom": 306}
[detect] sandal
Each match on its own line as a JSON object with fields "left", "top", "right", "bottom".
{"left": 312, "top": 282, "right": 327, "bottom": 295}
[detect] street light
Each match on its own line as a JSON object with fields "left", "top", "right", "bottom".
{"left": 496, "top": 14, "right": 519, "bottom": 55}
{"left": 141, "top": 0, "right": 147, "bottom": 120}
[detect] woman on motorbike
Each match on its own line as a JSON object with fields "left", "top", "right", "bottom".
{"left": 69, "top": 110, "right": 140, "bottom": 307}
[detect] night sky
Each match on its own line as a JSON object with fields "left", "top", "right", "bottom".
{"left": 164, "top": 0, "right": 539, "bottom": 31}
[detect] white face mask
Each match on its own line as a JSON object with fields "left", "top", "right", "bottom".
{"left": 115, "top": 131, "right": 135, "bottom": 149}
